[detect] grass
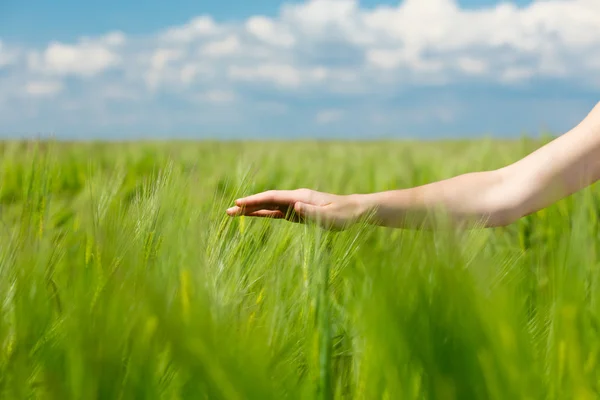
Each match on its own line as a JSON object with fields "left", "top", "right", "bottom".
{"left": 0, "top": 137, "right": 599, "bottom": 399}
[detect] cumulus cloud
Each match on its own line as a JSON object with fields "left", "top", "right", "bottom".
{"left": 316, "top": 109, "right": 344, "bottom": 124}
{"left": 0, "top": 40, "right": 19, "bottom": 68}
{"left": 202, "top": 35, "right": 241, "bottom": 57}
{"left": 144, "top": 48, "right": 185, "bottom": 90}
{"left": 199, "top": 89, "right": 237, "bottom": 104}
{"left": 25, "top": 80, "right": 64, "bottom": 96}
{"left": 28, "top": 31, "right": 125, "bottom": 77}
{"left": 1, "top": 0, "right": 600, "bottom": 136}
{"left": 159, "top": 15, "right": 219, "bottom": 42}
{"left": 153, "top": 0, "right": 598, "bottom": 92}
{"left": 245, "top": 16, "right": 296, "bottom": 48}
{"left": 17, "top": 0, "right": 599, "bottom": 90}
{"left": 229, "top": 64, "right": 302, "bottom": 88}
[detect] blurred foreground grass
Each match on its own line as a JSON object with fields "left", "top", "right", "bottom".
{"left": 0, "top": 138, "right": 599, "bottom": 399}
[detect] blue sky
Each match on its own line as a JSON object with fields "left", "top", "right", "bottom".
{"left": 0, "top": 0, "right": 533, "bottom": 43}
{"left": 0, "top": 0, "right": 598, "bottom": 139}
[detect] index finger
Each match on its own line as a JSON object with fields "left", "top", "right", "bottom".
{"left": 235, "top": 190, "right": 300, "bottom": 207}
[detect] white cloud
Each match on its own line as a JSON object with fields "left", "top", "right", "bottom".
{"left": 245, "top": 16, "right": 295, "bottom": 48}
{"left": 200, "top": 89, "right": 237, "bottom": 104}
{"left": 316, "top": 109, "right": 344, "bottom": 124}
{"left": 151, "top": 48, "right": 182, "bottom": 70}
{"left": 159, "top": 15, "right": 219, "bottom": 42}
{"left": 17, "top": 0, "right": 600, "bottom": 90}
{"left": 365, "top": 49, "right": 402, "bottom": 70}
{"left": 255, "top": 101, "right": 289, "bottom": 115}
{"left": 101, "top": 31, "right": 126, "bottom": 46}
{"left": 145, "top": 48, "right": 184, "bottom": 89}
{"left": 24, "top": 80, "right": 64, "bottom": 96}
{"left": 101, "top": 85, "right": 139, "bottom": 100}
{"left": 229, "top": 64, "right": 303, "bottom": 88}
{"left": 0, "top": 40, "right": 18, "bottom": 68}
{"left": 28, "top": 32, "right": 125, "bottom": 77}
{"left": 456, "top": 57, "right": 488, "bottom": 75}
{"left": 180, "top": 64, "right": 198, "bottom": 84}
{"left": 202, "top": 35, "right": 241, "bottom": 57}
{"left": 501, "top": 66, "right": 535, "bottom": 83}
{"left": 280, "top": 0, "right": 365, "bottom": 43}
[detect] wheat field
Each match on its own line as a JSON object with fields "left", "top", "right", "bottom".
{"left": 0, "top": 137, "right": 598, "bottom": 399}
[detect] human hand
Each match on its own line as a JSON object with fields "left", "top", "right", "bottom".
{"left": 226, "top": 188, "right": 366, "bottom": 231}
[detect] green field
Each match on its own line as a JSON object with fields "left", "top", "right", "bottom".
{"left": 0, "top": 138, "right": 599, "bottom": 399}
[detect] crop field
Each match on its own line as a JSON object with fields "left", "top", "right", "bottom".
{"left": 0, "top": 137, "right": 599, "bottom": 399}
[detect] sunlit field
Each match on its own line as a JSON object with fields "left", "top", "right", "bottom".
{"left": 1, "top": 137, "right": 599, "bottom": 399}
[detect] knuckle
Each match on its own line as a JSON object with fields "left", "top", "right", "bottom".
{"left": 297, "top": 188, "right": 313, "bottom": 202}
{"left": 296, "top": 188, "right": 312, "bottom": 197}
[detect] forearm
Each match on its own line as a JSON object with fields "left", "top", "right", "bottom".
{"left": 353, "top": 101, "right": 600, "bottom": 230}
{"left": 498, "top": 102, "right": 600, "bottom": 218}
{"left": 352, "top": 170, "right": 518, "bottom": 229}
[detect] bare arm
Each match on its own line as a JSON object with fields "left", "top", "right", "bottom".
{"left": 228, "top": 102, "right": 600, "bottom": 230}
{"left": 355, "top": 101, "right": 600, "bottom": 228}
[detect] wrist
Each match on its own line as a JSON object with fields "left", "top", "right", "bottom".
{"left": 347, "top": 193, "right": 381, "bottom": 224}
{"left": 348, "top": 190, "right": 417, "bottom": 228}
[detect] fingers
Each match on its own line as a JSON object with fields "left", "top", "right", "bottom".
{"left": 226, "top": 203, "right": 291, "bottom": 216}
{"left": 227, "top": 189, "right": 325, "bottom": 225}
{"left": 226, "top": 206, "right": 239, "bottom": 216}
{"left": 226, "top": 206, "right": 304, "bottom": 223}
{"left": 246, "top": 210, "right": 285, "bottom": 219}
{"left": 227, "top": 201, "right": 324, "bottom": 220}
{"left": 235, "top": 189, "right": 312, "bottom": 207}
{"left": 248, "top": 210, "right": 304, "bottom": 223}
{"left": 235, "top": 190, "right": 294, "bottom": 207}
{"left": 226, "top": 200, "right": 339, "bottom": 228}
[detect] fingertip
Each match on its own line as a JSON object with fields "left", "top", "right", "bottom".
{"left": 226, "top": 206, "right": 240, "bottom": 216}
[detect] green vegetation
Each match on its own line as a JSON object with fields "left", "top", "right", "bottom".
{"left": 0, "top": 138, "right": 599, "bottom": 399}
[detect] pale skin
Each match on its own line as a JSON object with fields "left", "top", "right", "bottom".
{"left": 226, "top": 101, "right": 600, "bottom": 231}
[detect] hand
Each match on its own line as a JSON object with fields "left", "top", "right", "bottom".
{"left": 226, "top": 188, "right": 366, "bottom": 231}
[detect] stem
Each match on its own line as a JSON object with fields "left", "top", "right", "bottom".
{"left": 316, "top": 231, "right": 332, "bottom": 400}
